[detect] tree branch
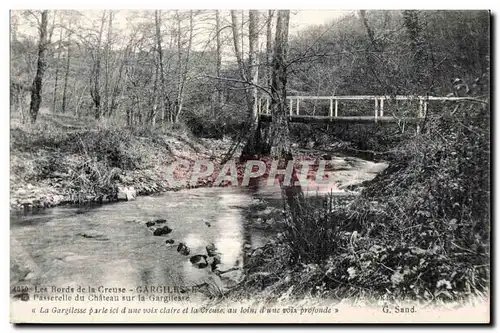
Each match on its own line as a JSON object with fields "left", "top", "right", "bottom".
{"left": 204, "top": 75, "right": 273, "bottom": 99}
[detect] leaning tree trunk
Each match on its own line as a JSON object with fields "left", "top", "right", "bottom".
{"left": 269, "top": 10, "right": 291, "bottom": 159}
{"left": 29, "top": 10, "right": 49, "bottom": 123}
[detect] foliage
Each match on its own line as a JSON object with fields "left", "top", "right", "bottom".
{"left": 10, "top": 116, "right": 176, "bottom": 203}
{"left": 237, "top": 102, "right": 490, "bottom": 303}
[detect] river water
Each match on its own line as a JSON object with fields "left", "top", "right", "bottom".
{"left": 10, "top": 155, "right": 387, "bottom": 299}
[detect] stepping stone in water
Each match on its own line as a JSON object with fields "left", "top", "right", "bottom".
{"left": 145, "top": 221, "right": 155, "bottom": 227}
{"left": 165, "top": 239, "right": 175, "bottom": 245}
{"left": 155, "top": 219, "right": 167, "bottom": 224}
{"left": 206, "top": 243, "right": 218, "bottom": 257}
{"left": 177, "top": 243, "right": 190, "bottom": 256}
{"left": 189, "top": 255, "right": 208, "bottom": 269}
{"left": 205, "top": 243, "right": 222, "bottom": 271}
{"left": 153, "top": 225, "right": 173, "bottom": 236}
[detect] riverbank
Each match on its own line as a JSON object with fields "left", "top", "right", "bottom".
{"left": 10, "top": 113, "right": 390, "bottom": 212}
{"left": 228, "top": 103, "right": 490, "bottom": 305}
{"left": 10, "top": 114, "right": 233, "bottom": 211}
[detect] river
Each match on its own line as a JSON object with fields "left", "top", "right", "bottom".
{"left": 10, "top": 154, "right": 387, "bottom": 300}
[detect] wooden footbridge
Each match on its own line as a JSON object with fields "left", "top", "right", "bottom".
{"left": 257, "top": 95, "right": 474, "bottom": 124}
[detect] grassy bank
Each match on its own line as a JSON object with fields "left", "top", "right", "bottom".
{"left": 10, "top": 113, "right": 228, "bottom": 210}
{"left": 230, "top": 102, "right": 490, "bottom": 304}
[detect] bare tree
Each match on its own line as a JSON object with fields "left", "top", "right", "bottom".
{"left": 241, "top": 10, "right": 262, "bottom": 156}
{"left": 248, "top": 10, "right": 260, "bottom": 122}
{"left": 403, "top": 10, "right": 429, "bottom": 91}
{"left": 269, "top": 10, "right": 291, "bottom": 158}
{"left": 214, "top": 10, "right": 223, "bottom": 117}
{"left": 174, "top": 10, "right": 194, "bottom": 123}
{"left": 230, "top": 10, "right": 252, "bottom": 113}
{"left": 29, "top": 10, "right": 49, "bottom": 123}
{"left": 154, "top": 10, "right": 167, "bottom": 124}
{"left": 61, "top": 23, "right": 72, "bottom": 113}
{"left": 52, "top": 27, "right": 63, "bottom": 112}
{"left": 89, "top": 11, "right": 106, "bottom": 119}
{"left": 266, "top": 10, "right": 274, "bottom": 88}
{"left": 103, "top": 10, "right": 113, "bottom": 116}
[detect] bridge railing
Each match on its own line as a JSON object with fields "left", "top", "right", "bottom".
{"left": 257, "top": 95, "right": 475, "bottom": 120}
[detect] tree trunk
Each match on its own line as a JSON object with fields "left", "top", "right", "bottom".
{"left": 103, "top": 11, "right": 113, "bottom": 116}
{"left": 359, "top": 10, "right": 376, "bottom": 49}
{"left": 215, "top": 10, "right": 223, "bottom": 117}
{"left": 248, "top": 10, "right": 259, "bottom": 122}
{"left": 266, "top": 10, "right": 274, "bottom": 89}
{"left": 61, "top": 29, "right": 71, "bottom": 113}
{"left": 109, "top": 46, "right": 128, "bottom": 117}
{"left": 90, "top": 11, "right": 106, "bottom": 120}
{"left": 52, "top": 27, "right": 63, "bottom": 113}
{"left": 175, "top": 11, "right": 183, "bottom": 123}
{"left": 151, "top": 43, "right": 159, "bottom": 126}
{"left": 403, "top": 10, "right": 428, "bottom": 90}
{"left": 230, "top": 11, "right": 245, "bottom": 80}
{"left": 269, "top": 10, "right": 291, "bottom": 159}
{"left": 242, "top": 10, "right": 261, "bottom": 156}
{"left": 155, "top": 10, "right": 167, "bottom": 124}
{"left": 29, "top": 10, "right": 49, "bottom": 123}
{"left": 230, "top": 10, "right": 252, "bottom": 113}
{"left": 174, "top": 10, "right": 194, "bottom": 123}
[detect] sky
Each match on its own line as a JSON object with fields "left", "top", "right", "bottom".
{"left": 289, "top": 10, "right": 353, "bottom": 33}
{"left": 13, "top": 10, "right": 353, "bottom": 40}
{"left": 12, "top": 9, "right": 353, "bottom": 65}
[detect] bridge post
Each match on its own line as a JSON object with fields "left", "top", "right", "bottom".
{"left": 329, "top": 99, "right": 333, "bottom": 118}
{"left": 374, "top": 98, "right": 379, "bottom": 122}
{"left": 416, "top": 98, "right": 423, "bottom": 134}
{"left": 379, "top": 97, "right": 384, "bottom": 117}
{"left": 266, "top": 98, "right": 270, "bottom": 114}
{"left": 289, "top": 98, "right": 292, "bottom": 116}
{"left": 335, "top": 99, "right": 338, "bottom": 117}
{"left": 296, "top": 99, "right": 300, "bottom": 115}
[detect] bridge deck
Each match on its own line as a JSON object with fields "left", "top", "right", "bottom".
{"left": 256, "top": 95, "right": 476, "bottom": 125}
{"left": 259, "top": 114, "right": 421, "bottom": 124}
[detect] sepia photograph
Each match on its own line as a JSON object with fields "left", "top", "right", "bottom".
{"left": 8, "top": 7, "right": 491, "bottom": 324}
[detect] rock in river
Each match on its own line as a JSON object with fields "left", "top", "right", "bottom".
{"left": 189, "top": 255, "right": 208, "bottom": 269}
{"left": 177, "top": 243, "right": 190, "bottom": 256}
{"left": 165, "top": 239, "right": 175, "bottom": 245}
{"left": 155, "top": 219, "right": 167, "bottom": 224}
{"left": 153, "top": 225, "right": 173, "bottom": 236}
{"left": 145, "top": 221, "right": 155, "bottom": 227}
{"left": 206, "top": 243, "right": 222, "bottom": 270}
{"left": 206, "top": 243, "right": 219, "bottom": 257}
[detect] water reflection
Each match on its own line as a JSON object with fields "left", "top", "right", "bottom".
{"left": 10, "top": 187, "right": 265, "bottom": 296}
